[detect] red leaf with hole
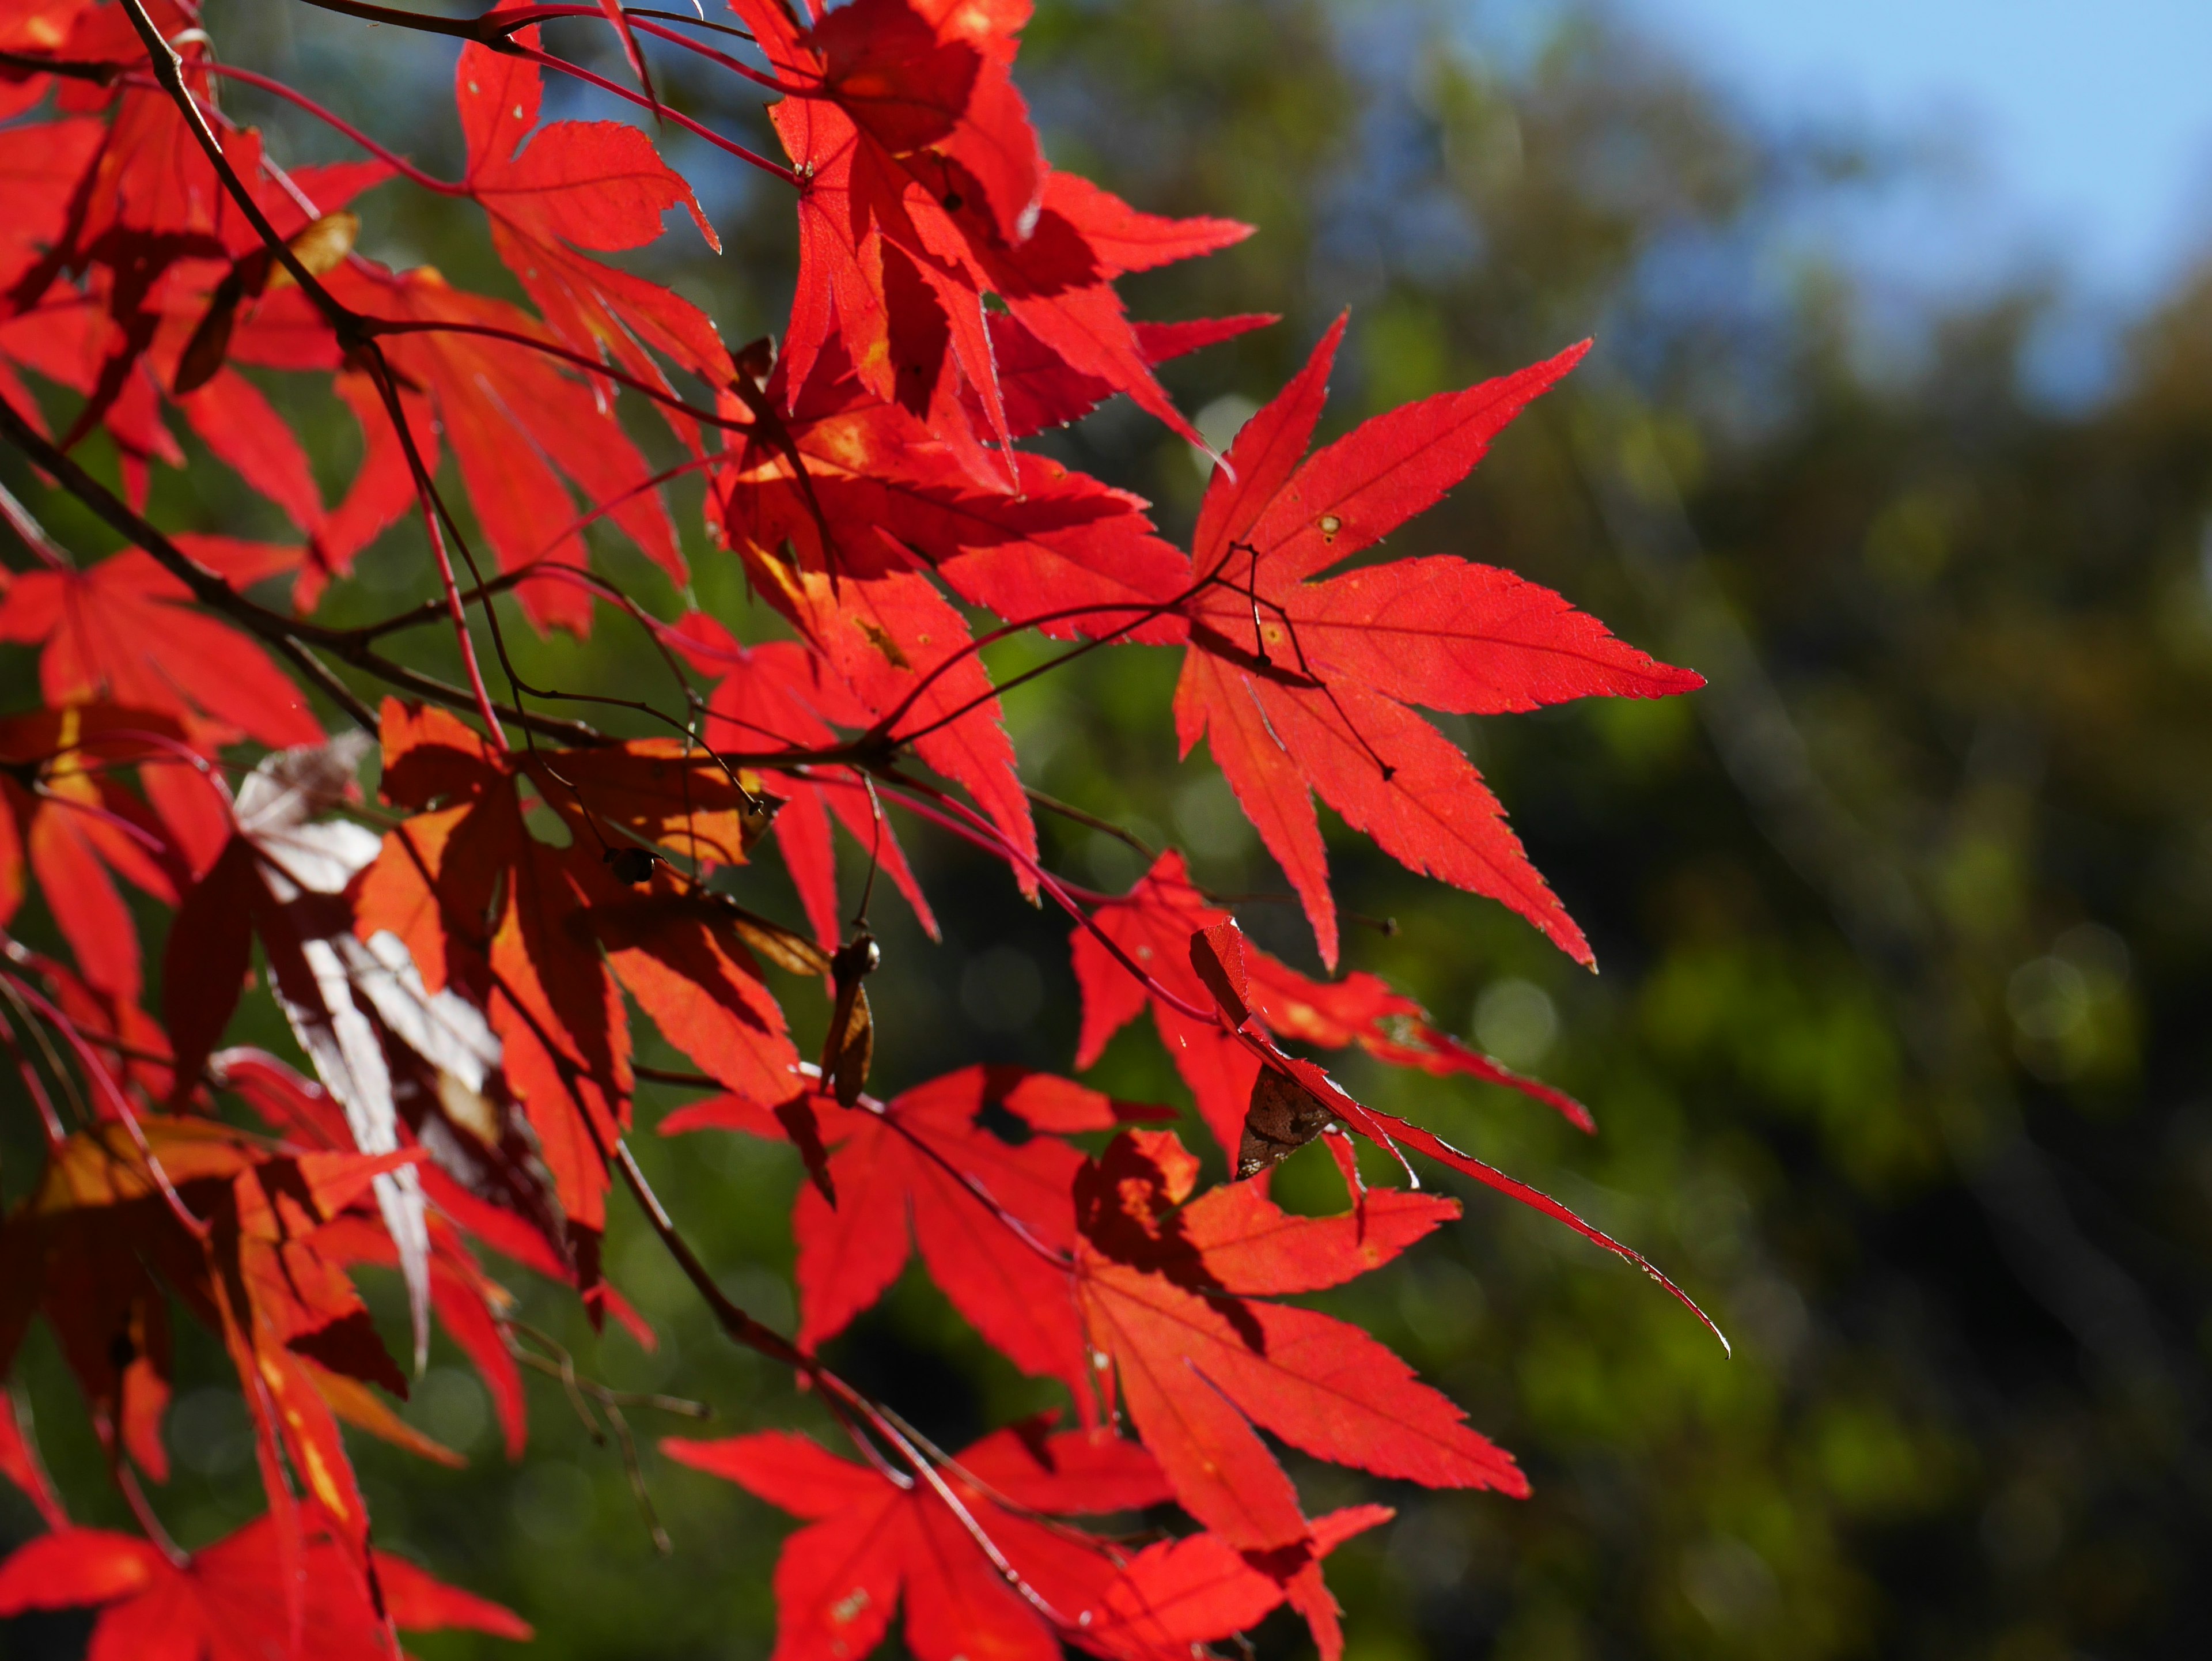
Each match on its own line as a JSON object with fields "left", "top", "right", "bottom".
{"left": 1071, "top": 1127, "right": 1521, "bottom": 1562}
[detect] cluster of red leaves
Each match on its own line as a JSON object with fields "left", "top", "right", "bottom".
{"left": 0, "top": 0, "right": 1714, "bottom": 1654}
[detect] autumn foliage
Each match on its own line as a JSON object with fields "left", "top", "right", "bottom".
{"left": 0, "top": 0, "right": 1718, "bottom": 1654}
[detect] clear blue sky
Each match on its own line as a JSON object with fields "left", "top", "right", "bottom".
{"left": 1619, "top": 0, "right": 2212, "bottom": 304}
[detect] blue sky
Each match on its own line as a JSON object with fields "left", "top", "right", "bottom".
{"left": 1619, "top": 0, "right": 2212, "bottom": 305}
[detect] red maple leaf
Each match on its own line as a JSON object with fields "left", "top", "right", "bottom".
{"left": 128, "top": 137, "right": 392, "bottom": 534}
{"left": 454, "top": 29, "right": 733, "bottom": 404}
{"left": 0, "top": 113, "right": 104, "bottom": 304}
{"left": 0, "top": 1513, "right": 529, "bottom": 1658}
{"left": 663, "top": 1065, "right": 1168, "bottom": 1404}
{"left": 678, "top": 615, "right": 938, "bottom": 951}
{"left": 1071, "top": 1127, "right": 1520, "bottom": 1556}
{"left": 0, "top": 1111, "right": 430, "bottom": 1554}
{"left": 0, "top": 552, "right": 321, "bottom": 750}
{"left": 665, "top": 1416, "right": 1388, "bottom": 1661}
{"left": 976, "top": 310, "right": 1275, "bottom": 445}
{"left": 1176, "top": 918, "right": 1729, "bottom": 1348}
{"left": 1071, "top": 849, "right": 1592, "bottom": 1157}
{"left": 734, "top": 0, "right": 1245, "bottom": 456}
{"left": 713, "top": 538, "right": 1042, "bottom": 889}
{"left": 324, "top": 260, "right": 684, "bottom": 634}
{"left": 0, "top": 706, "right": 196, "bottom": 1005}
{"left": 1173, "top": 315, "right": 1702, "bottom": 967}
{"left": 717, "top": 336, "right": 1195, "bottom": 639}
{"left": 0, "top": 0, "right": 95, "bottom": 118}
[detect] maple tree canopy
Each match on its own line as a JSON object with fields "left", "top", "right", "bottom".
{"left": 0, "top": 0, "right": 1721, "bottom": 1654}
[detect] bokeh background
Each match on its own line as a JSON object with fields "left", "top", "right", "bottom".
{"left": 5, "top": 0, "right": 2212, "bottom": 1656}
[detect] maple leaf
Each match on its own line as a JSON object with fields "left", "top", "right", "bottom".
{"left": 0, "top": 930, "right": 178, "bottom": 1110}
{"left": 355, "top": 700, "right": 802, "bottom": 1265}
{"left": 733, "top": 0, "right": 1038, "bottom": 405}
{"left": 309, "top": 1204, "right": 532, "bottom": 1462}
{"left": 662, "top": 1065, "right": 1167, "bottom": 1403}
{"left": 0, "top": 0, "right": 95, "bottom": 119}
{"left": 323, "top": 260, "right": 684, "bottom": 634}
{"left": 698, "top": 337, "right": 1217, "bottom": 893}
{"left": 977, "top": 311, "right": 1277, "bottom": 444}
{"left": 718, "top": 337, "right": 1195, "bottom": 640}
{"left": 353, "top": 707, "right": 635, "bottom": 1258}
{"left": 667, "top": 1416, "right": 1387, "bottom": 1661}
{"left": 668, "top": 1421, "right": 1143, "bottom": 1661}
{"left": 230, "top": 1042, "right": 647, "bottom": 1365}
{"left": 454, "top": 29, "right": 734, "bottom": 407}
{"left": 26, "top": 111, "right": 385, "bottom": 524}
{"left": 0, "top": 705, "right": 192, "bottom": 1005}
{"left": 1086, "top": 1501, "right": 1392, "bottom": 1661}
{"left": 133, "top": 139, "right": 388, "bottom": 534}
{"left": 0, "top": 1513, "right": 530, "bottom": 1658}
{"left": 67, "top": 125, "right": 423, "bottom": 600}
{"left": 1175, "top": 919, "right": 1729, "bottom": 1349}
{"left": 175, "top": 1057, "right": 497, "bottom": 1482}
{"left": 718, "top": 536, "right": 1041, "bottom": 891}
{"left": 217, "top": 967, "right": 570, "bottom": 1299}
{"left": 0, "top": 551, "right": 321, "bottom": 750}
{"left": 737, "top": 0, "right": 1244, "bottom": 454}
{"left": 0, "top": 1113, "right": 427, "bottom": 1554}
{"left": 0, "top": 115, "right": 104, "bottom": 292}
{"left": 156, "top": 736, "right": 446, "bottom": 1361}
{"left": 677, "top": 614, "right": 938, "bottom": 951}
{"left": 1071, "top": 850, "right": 1590, "bottom": 1159}
{"left": 1071, "top": 1127, "right": 1521, "bottom": 1557}
{"left": 1173, "top": 315, "right": 1703, "bottom": 967}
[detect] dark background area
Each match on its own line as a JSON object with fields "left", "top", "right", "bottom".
{"left": 5, "top": 1, "right": 2211, "bottom": 1656}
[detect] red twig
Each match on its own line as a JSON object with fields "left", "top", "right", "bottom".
{"left": 187, "top": 60, "right": 464, "bottom": 193}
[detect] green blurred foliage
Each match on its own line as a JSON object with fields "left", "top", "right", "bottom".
{"left": 5, "top": 0, "right": 2211, "bottom": 1656}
